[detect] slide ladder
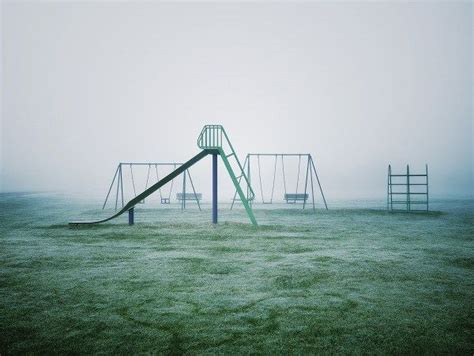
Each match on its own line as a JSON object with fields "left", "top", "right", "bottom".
{"left": 197, "top": 125, "right": 257, "bottom": 225}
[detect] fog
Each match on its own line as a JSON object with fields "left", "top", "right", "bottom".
{"left": 1, "top": 1, "right": 472, "bottom": 201}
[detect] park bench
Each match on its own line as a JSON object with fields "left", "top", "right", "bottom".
{"left": 284, "top": 193, "right": 309, "bottom": 203}
{"left": 176, "top": 193, "right": 202, "bottom": 201}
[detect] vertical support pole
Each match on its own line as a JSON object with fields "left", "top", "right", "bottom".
{"left": 387, "top": 164, "right": 390, "bottom": 210}
{"left": 212, "top": 153, "right": 218, "bottom": 224}
{"left": 389, "top": 165, "right": 393, "bottom": 211}
{"left": 182, "top": 168, "right": 187, "bottom": 210}
{"left": 407, "top": 165, "right": 410, "bottom": 211}
{"left": 128, "top": 207, "right": 134, "bottom": 225}
{"left": 426, "top": 164, "right": 429, "bottom": 212}
{"left": 310, "top": 157, "right": 316, "bottom": 211}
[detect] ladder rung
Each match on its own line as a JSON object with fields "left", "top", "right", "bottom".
{"left": 390, "top": 174, "right": 427, "bottom": 177}
{"left": 389, "top": 183, "right": 427, "bottom": 186}
{"left": 390, "top": 192, "right": 427, "bottom": 195}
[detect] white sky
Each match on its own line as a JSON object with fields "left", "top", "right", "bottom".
{"left": 1, "top": 1, "right": 472, "bottom": 201}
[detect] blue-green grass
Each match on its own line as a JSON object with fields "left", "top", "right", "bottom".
{"left": 0, "top": 193, "right": 473, "bottom": 354}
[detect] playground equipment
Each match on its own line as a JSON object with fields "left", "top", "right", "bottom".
{"left": 231, "top": 154, "right": 328, "bottom": 211}
{"left": 69, "top": 125, "right": 257, "bottom": 226}
{"left": 102, "top": 162, "right": 201, "bottom": 211}
{"left": 387, "top": 164, "right": 429, "bottom": 211}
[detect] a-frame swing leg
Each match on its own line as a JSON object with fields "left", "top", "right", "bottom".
{"left": 310, "top": 159, "right": 316, "bottom": 211}
{"left": 120, "top": 164, "right": 124, "bottom": 208}
{"left": 310, "top": 157, "right": 328, "bottom": 210}
{"left": 103, "top": 165, "right": 119, "bottom": 210}
{"left": 303, "top": 155, "right": 310, "bottom": 210}
{"left": 248, "top": 155, "right": 252, "bottom": 205}
{"left": 230, "top": 155, "right": 249, "bottom": 210}
{"left": 115, "top": 164, "right": 121, "bottom": 211}
{"left": 187, "top": 169, "right": 202, "bottom": 211}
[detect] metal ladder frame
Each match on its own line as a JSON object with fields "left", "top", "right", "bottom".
{"left": 197, "top": 125, "right": 257, "bottom": 225}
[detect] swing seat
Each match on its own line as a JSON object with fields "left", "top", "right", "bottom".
{"left": 177, "top": 193, "right": 202, "bottom": 201}
{"left": 161, "top": 198, "right": 170, "bottom": 204}
{"left": 284, "top": 193, "right": 308, "bottom": 203}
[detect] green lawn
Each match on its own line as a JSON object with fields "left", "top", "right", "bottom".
{"left": 0, "top": 194, "right": 473, "bottom": 354}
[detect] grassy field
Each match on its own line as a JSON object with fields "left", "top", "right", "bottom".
{"left": 0, "top": 193, "right": 473, "bottom": 354}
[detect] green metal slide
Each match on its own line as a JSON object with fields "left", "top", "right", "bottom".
{"left": 70, "top": 125, "right": 257, "bottom": 226}
{"left": 69, "top": 150, "right": 211, "bottom": 225}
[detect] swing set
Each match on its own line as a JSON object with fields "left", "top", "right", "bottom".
{"left": 231, "top": 154, "right": 328, "bottom": 210}
{"left": 102, "top": 162, "right": 201, "bottom": 211}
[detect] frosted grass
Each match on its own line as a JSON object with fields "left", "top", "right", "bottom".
{"left": 0, "top": 193, "right": 473, "bottom": 354}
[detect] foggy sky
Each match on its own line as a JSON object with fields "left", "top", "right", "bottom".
{"left": 1, "top": 1, "right": 472, "bottom": 201}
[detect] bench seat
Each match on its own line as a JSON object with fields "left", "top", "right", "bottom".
{"left": 284, "top": 193, "right": 308, "bottom": 203}
{"left": 176, "top": 193, "right": 202, "bottom": 201}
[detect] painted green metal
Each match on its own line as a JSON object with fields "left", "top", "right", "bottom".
{"left": 219, "top": 148, "right": 257, "bottom": 226}
{"left": 198, "top": 125, "right": 257, "bottom": 226}
{"left": 71, "top": 125, "right": 257, "bottom": 226}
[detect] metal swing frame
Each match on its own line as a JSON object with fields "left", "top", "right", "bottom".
{"left": 102, "top": 162, "right": 201, "bottom": 211}
{"left": 231, "top": 153, "right": 328, "bottom": 211}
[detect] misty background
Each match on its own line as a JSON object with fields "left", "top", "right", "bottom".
{"left": 1, "top": 1, "right": 472, "bottom": 202}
